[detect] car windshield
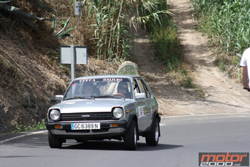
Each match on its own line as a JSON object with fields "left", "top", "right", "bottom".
{"left": 64, "top": 78, "right": 132, "bottom": 100}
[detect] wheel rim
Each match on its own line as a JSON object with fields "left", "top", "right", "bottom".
{"left": 134, "top": 126, "right": 137, "bottom": 145}
{"left": 155, "top": 122, "right": 159, "bottom": 142}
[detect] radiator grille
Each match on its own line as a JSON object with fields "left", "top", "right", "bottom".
{"left": 60, "top": 112, "right": 112, "bottom": 121}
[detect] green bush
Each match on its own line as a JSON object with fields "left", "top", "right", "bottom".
{"left": 191, "top": 0, "right": 250, "bottom": 60}
{"left": 148, "top": 5, "right": 182, "bottom": 72}
{"left": 14, "top": 119, "right": 46, "bottom": 133}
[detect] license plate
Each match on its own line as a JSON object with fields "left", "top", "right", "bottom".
{"left": 71, "top": 123, "right": 100, "bottom": 130}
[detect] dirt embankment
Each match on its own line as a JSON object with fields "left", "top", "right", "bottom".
{"left": 132, "top": 0, "right": 250, "bottom": 116}
{"left": 0, "top": 1, "right": 122, "bottom": 133}
{"left": 1, "top": 0, "right": 250, "bottom": 134}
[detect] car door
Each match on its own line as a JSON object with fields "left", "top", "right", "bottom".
{"left": 132, "top": 78, "right": 148, "bottom": 132}
{"left": 136, "top": 78, "right": 153, "bottom": 130}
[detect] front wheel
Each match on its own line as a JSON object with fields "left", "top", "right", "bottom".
{"left": 145, "top": 118, "right": 160, "bottom": 146}
{"left": 48, "top": 131, "right": 62, "bottom": 148}
{"left": 124, "top": 120, "right": 137, "bottom": 150}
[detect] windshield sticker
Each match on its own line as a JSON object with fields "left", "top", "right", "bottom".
{"left": 79, "top": 79, "right": 96, "bottom": 82}
{"left": 138, "top": 106, "right": 146, "bottom": 118}
{"left": 103, "top": 78, "right": 123, "bottom": 82}
{"left": 72, "top": 83, "right": 76, "bottom": 86}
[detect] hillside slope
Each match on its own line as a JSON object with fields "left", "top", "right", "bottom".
{"left": 139, "top": 0, "right": 250, "bottom": 116}
{"left": 1, "top": 0, "right": 250, "bottom": 134}
{"left": 0, "top": 1, "right": 119, "bottom": 133}
{"left": 0, "top": 30, "right": 119, "bottom": 133}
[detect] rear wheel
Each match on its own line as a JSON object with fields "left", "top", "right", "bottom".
{"left": 146, "top": 118, "right": 160, "bottom": 146}
{"left": 124, "top": 120, "right": 137, "bottom": 150}
{"left": 48, "top": 131, "right": 62, "bottom": 148}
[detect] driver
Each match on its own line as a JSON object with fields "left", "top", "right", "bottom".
{"left": 117, "top": 81, "right": 130, "bottom": 98}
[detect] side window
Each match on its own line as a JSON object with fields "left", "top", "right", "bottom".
{"left": 143, "top": 82, "right": 151, "bottom": 98}
{"left": 133, "top": 79, "right": 140, "bottom": 94}
{"left": 137, "top": 79, "right": 151, "bottom": 98}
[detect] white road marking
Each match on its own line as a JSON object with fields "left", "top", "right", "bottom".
{"left": 161, "top": 112, "right": 250, "bottom": 119}
{"left": 0, "top": 130, "right": 47, "bottom": 144}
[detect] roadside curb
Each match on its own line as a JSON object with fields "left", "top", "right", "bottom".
{"left": 0, "top": 130, "right": 47, "bottom": 144}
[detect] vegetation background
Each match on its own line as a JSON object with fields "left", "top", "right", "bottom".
{"left": 1, "top": 0, "right": 246, "bottom": 133}
{"left": 0, "top": 0, "right": 181, "bottom": 133}
{"left": 191, "top": 0, "right": 250, "bottom": 77}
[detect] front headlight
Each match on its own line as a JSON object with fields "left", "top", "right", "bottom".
{"left": 112, "top": 108, "right": 124, "bottom": 119}
{"left": 49, "top": 109, "right": 60, "bottom": 121}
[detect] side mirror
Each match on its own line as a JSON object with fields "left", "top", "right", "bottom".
{"left": 54, "top": 95, "right": 64, "bottom": 101}
{"left": 135, "top": 93, "right": 146, "bottom": 99}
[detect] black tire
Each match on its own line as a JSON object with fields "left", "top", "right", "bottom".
{"left": 124, "top": 120, "right": 137, "bottom": 150}
{"left": 75, "top": 138, "right": 87, "bottom": 143}
{"left": 146, "top": 118, "right": 160, "bottom": 146}
{"left": 48, "top": 131, "right": 62, "bottom": 148}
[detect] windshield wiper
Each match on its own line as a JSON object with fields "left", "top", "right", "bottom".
{"left": 94, "top": 95, "right": 122, "bottom": 98}
{"left": 94, "top": 95, "right": 125, "bottom": 99}
{"left": 65, "top": 97, "right": 91, "bottom": 100}
{"left": 93, "top": 95, "right": 115, "bottom": 98}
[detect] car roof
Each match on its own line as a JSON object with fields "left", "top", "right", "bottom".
{"left": 74, "top": 74, "right": 141, "bottom": 80}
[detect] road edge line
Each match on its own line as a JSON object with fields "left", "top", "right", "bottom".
{"left": 160, "top": 112, "right": 250, "bottom": 119}
{"left": 0, "top": 130, "right": 47, "bottom": 144}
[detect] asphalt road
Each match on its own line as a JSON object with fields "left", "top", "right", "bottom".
{"left": 0, "top": 113, "right": 249, "bottom": 167}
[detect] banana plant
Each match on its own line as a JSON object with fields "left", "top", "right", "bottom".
{"left": 53, "top": 17, "right": 76, "bottom": 40}
{"left": 0, "top": 3, "right": 53, "bottom": 32}
{"left": 0, "top": 0, "right": 56, "bottom": 31}
{"left": 0, "top": 0, "right": 75, "bottom": 40}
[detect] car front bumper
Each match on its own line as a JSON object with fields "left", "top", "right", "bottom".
{"left": 46, "top": 120, "right": 128, "bottom": 138}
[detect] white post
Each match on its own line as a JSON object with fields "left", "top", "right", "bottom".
{"left": 71, "top": 45, "right": 76, "bottom": 81}
{"left": 60, "top": 45, "right": 87, "bottom": 81}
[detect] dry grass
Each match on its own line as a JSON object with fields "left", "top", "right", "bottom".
{"left": 0, "top": 0, "right": 120, "bottom": 133}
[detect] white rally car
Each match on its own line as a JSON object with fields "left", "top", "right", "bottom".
{"left": 46, "top": 75, "right": 160, "bottom": 150}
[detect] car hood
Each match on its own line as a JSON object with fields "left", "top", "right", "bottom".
{"left": 51, "top": 99, "right": 131, "bottom": 113}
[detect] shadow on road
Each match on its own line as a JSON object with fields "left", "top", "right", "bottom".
{"left": 61, "top": 140, "right": 183, "bottom": 151}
